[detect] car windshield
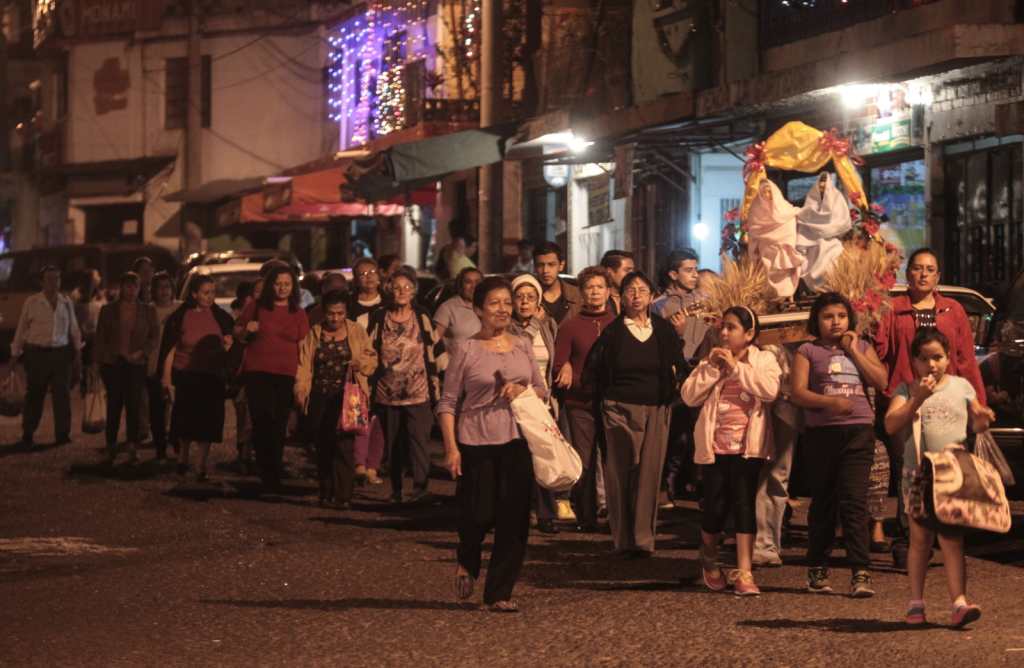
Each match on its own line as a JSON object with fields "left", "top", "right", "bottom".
{"left": 209, "top": 272, "right": 260, "bottom": 301}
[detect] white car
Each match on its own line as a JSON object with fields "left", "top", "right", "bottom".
{"left": 178, "top": 262, "right": 266, "bottom": 314}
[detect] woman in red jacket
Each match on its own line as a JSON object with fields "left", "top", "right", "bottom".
{"left": 874, "top": 248, "right": 985, "bottom": 402}
{"left": 873, "top": 248, "right": 986, "bottom": 562}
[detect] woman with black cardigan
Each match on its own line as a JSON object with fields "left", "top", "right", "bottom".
{"left": 584, "top": 271, "right": 689, "bottom": 557}
{"left": 158, "top": 275, "right": 235, "bottom": 480}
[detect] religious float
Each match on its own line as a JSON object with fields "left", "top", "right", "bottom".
{"left": 703, "top": 121, "right": 904, "bottom": 344}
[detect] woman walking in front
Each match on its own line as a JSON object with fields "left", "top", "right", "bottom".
{"left": 94, "top": 272, "right": 159, "bottom": 463}
{"left": 682, "top": 306, "right": 781, "bottom": 596}
{"left": 295, "top": 290, "right": 377, "bottom": 509}
{"left": 359, "top": 266, "right": 441, "bottom": 504}
{"left": 236, "top": 265, "right": 310, "bottom": 489}
{"left": 159, "top": 275, "right": 234, "bottom": 480}
{"left": 438, "top": 276, "right": 546, "bottom": 612}
{"left": 585, "top": 271, "right": 688, "bottom": 558}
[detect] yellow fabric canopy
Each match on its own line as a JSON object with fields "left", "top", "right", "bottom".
{"left": 740, "top": 121, "right": 868, "bottom": 221}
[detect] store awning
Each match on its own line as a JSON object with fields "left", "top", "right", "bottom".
{"left": 344, "top": 126, "right": 512, "bottom": 201}
{"left": 237, "top": 163, "right": 405, "bottom": 224}
{"left": 163, "top": 177, "right": 266, "bottom": 204}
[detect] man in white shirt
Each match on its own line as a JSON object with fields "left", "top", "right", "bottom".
{"left": 11, "top": 266, "right": 83, "bottom": 446}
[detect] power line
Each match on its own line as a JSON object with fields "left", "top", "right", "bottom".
{"left": 143, "top": 33, "right": 270, "bottom": 73}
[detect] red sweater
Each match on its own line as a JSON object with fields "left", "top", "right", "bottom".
{"left": 874, "top": 292, "right": 986, "bottom": 403}
{"left": 237, "top": 301, "right": 310, "bottom": 378}
{"left": 553, "top": 310, "right": 616, "bottom": 402}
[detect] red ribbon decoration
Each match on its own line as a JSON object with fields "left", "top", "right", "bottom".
{"left": 743, "top": 141, "right": 767, "bottom": 180}
{"left": 820, "top": 128, "right": 864, "bottom": 166}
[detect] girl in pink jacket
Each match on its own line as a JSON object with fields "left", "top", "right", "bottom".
{"left": 682, "top": 306, "right": 782, "bottom": 596}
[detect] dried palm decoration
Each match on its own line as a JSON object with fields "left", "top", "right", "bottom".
{"left": 704, "top": 255, "right": 773, "bottom": 318}
{"left": 823, "top": 238, "right": 900, "bottom": 335}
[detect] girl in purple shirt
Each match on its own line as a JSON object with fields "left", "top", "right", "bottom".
{"left": 790, "top": 292, "right": 887, "bottom": 597}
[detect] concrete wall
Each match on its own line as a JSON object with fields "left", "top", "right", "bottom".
{"left": 63, "top": 27, "right": 329, "bottom": 252}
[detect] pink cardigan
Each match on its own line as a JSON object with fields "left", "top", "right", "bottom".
{"left": 681, "top": 345, "right": 782, "bottom": 464}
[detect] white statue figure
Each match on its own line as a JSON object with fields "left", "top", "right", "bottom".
{"left": 746, "top": 179, "right": 805, "bottom": 299}
{"left": 796, "top": 173, "right": 852, "bottom": 292}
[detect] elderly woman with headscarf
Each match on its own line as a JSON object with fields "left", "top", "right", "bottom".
{"left": 507, "top": 273, "right": 561, "bottom": 534}
{"left": 797, "top": 173, "right": 853, "bottom": 292}
{"left": 746, "top": 179, "right": 806, "bottom": 299}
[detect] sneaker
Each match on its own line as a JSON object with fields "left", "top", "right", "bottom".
{"left": 807, "top": 567, "right": 833, "bottom": 594}
{"left": 950, "top": 603, "right": 981, "bottom": 629}
{"left": 699, "top": 546, "right": 726, "bottom": 592}
{"left": 729, "top": 569, "right": 761, "bottom": 597}
{"left": 850, "top": 570, "right": 875, "bottom": 598}
{"left": 906, "top": 603, "right": 927, "bottom": 626}
{"left": 365, "top": 469, "right": 384, "bottom": 485}
{"left": 355, "top": 464, "right": 367, "bottom": 478}
{"left": 555, "top": 499, "right": 577, "bottom": 522}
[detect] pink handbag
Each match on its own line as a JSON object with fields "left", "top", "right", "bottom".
{"left": 338, "top": 366, "right": 370, "bottom": 435}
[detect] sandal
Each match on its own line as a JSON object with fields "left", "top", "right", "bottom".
{"left": 455, "top": 570, "right": 475, "bottom": 601}
{"left": 488, "top": 600, "right": 519, "bottom": 613}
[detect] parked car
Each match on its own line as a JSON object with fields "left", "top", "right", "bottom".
{"left": 178, "top": 262, "right": 265, "bottom": 314}
{"left": 979, "top": 270, "right": 1024, "bottom": 497}
{"left": 0, "top": 244, "right": 179, "bottom": 352}
{"left": 179, "top": 249, "right": 303, "bottom": 292}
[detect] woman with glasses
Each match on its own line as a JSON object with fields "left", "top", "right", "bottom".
{"left": 507, "top": 273, "right": 560, "bottom": 534}
{"left": 584, "top": 271, "right": 688, "bottom": 558}
{"left": 349, "top": 258, "right": 383, "bottom": 321}
{"left": 359, "top": 266, "right": 442, "bottom": 504}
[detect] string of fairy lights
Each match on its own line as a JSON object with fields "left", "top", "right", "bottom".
{"left": 327, "top": 0, "right": 481, "bottom": 146}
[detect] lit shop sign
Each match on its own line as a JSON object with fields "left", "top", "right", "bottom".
{"left": 33, "top": 0, "right": 162, "bottom": 46}
{"left": 836, "top": 82, "right": 930, "bottom": 155}
{"left": 543, "top": 164, "right": 570, "bottom": 188}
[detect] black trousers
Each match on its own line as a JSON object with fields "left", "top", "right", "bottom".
{"left": 566, "top": 402, "right": 600, "bottom": 527}
{"left": 375, "top": 402, "right": 433, "bottom": 497}
{"left": 245, "top": 372, "right": 295, "bottom": 487}
{"left": 22, "top": 345, "right": 73, "bottom": 442}
{"left": 145, "top": 376, "right": 168, "bottom": 457}
{"left": 99, "top": 359, "right": 146, "bottom": 449}
{"left": 805, "top": 424, "right": 875, "bottom": 571}
{"left": 457, "top": 440, "right": 534, "bottom": 605}
{"left": 308, "top": 391, "right": 357, "bottom": 503}
{"left": 700, "top": 455, "right": 763, "bottom": 535}
{"left": 663, "top": 403, "right": 697, "bottom": 495}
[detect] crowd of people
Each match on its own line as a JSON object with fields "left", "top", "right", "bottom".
{"left": 8, "top": 242, "right": 992, "bottom": 624}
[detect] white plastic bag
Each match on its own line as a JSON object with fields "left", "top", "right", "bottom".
{"left": 510, "top": 386, "right": 582, "bottom": 491}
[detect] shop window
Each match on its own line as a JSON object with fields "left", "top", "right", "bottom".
{"left": 945, "top": 145, "right": 1023, "bottom": 290}
{"left": 869, "top": 159, "right": 926, "bottom": 273}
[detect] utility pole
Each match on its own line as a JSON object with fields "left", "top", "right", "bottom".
{"left": 185, "top": 0, "right": 202, "bottom": 190}
{"left": 0, "top": 23, "right": 9, "bottom": 172}
{"left": 477, "top": 0, "right": 503, "bottom": 272}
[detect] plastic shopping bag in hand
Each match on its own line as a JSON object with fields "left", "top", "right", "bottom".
{"left": 510, "top": 386, "right": 582, "bottom": 491}
{"left": 0, "top": 366, "right": 25, "bottom": 417}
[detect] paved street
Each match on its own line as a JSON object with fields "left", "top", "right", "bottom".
{"left": 2, "top": 395, "right": 1024, "bottom": 667}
